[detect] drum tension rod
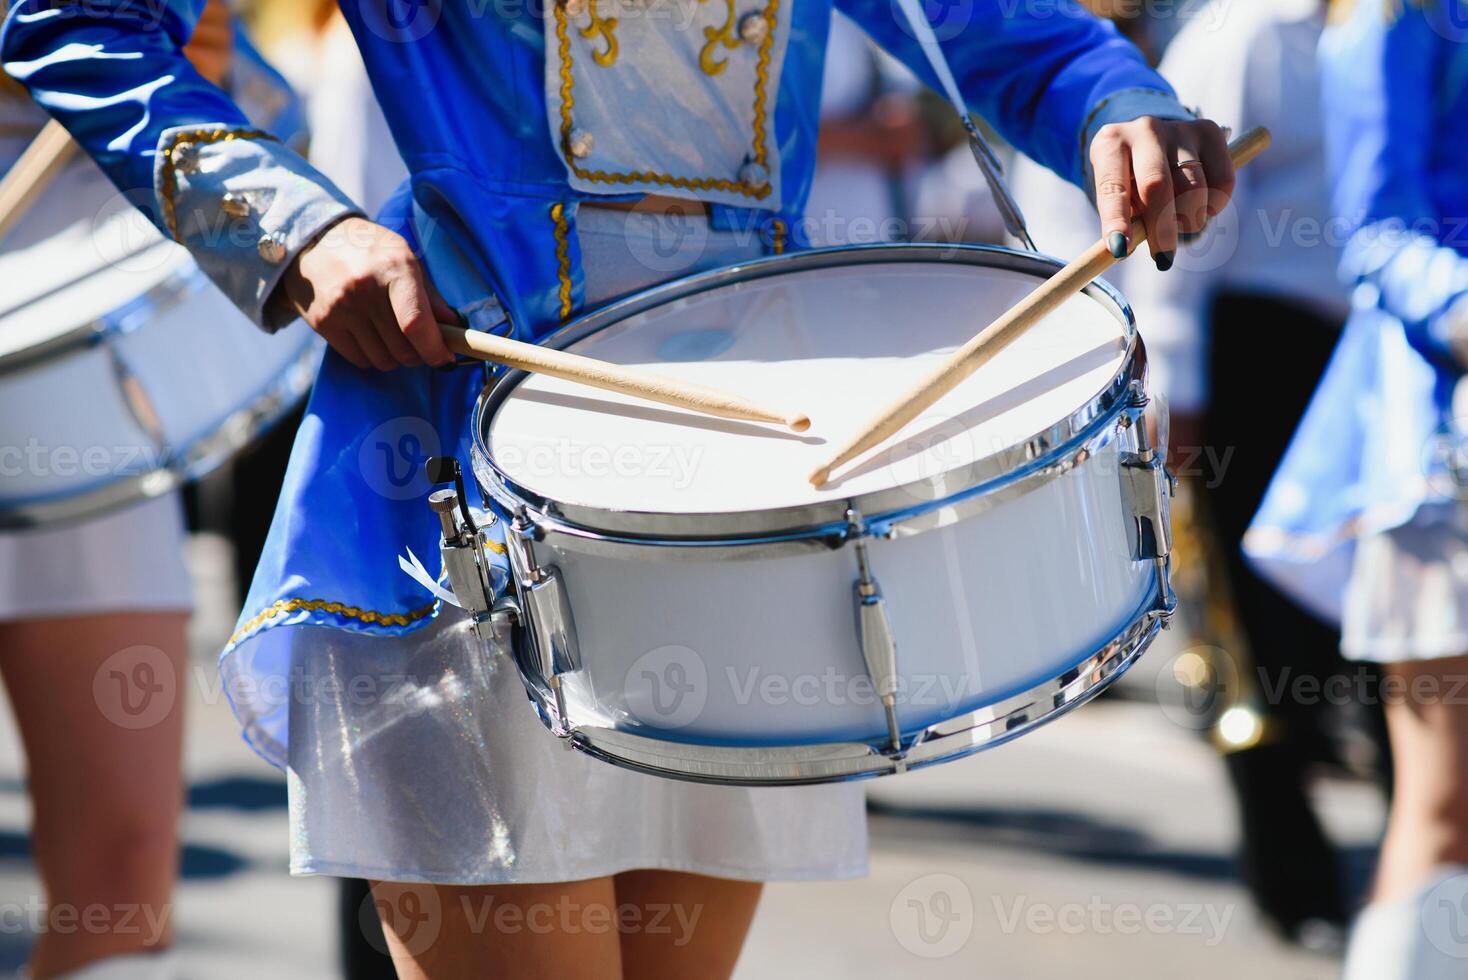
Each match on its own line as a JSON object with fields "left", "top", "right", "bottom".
{"left": 847, "top": 509, "right": 905, "bottom": 766}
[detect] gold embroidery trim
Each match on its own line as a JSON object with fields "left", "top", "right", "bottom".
{"left": 769, "top": 217, "right": 787, "bottom": 254}
{"left": 552, "top": 0, "right": 775, "bottom": 200}
{"left": 159, "top": 127, "right": 278, "bottom": 241}
{"left": 581, "top": 0, "right": 620, "bottom": 66}
{"left": 699, "top": 0, "right": 742, "bottom": 76}
{"left": 227, "top": 597, "right": 437, "bottom": 647}
{"left": 551, "top": 201, "right": 574, "bottom": 321}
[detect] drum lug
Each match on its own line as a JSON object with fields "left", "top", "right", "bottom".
{"left": 847, "top": 510, "right": 905, "bottom": 766}
{"left": 428, "top": 489, "right": 499, "bottom": 618}
{"left": 1118, "top": 389, "right": 1173, "bottom": 564}
{"left": 501, "top": 508, "right": 581, "bottom": 738}
{"left": 1118, "top": 392, "right": 1177, "bottom": 627}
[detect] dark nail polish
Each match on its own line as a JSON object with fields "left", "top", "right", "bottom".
{"left": 1154, "top": 250, "right": 1175, "bottom": 272}
{"left": 1107, "top": 232, "right": 1128, "bottom": 259}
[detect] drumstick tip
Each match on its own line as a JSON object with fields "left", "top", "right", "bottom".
{"left": 808, "top": 464, "right": 831, "bottom": 488}
{"left": 787, "top": 414, "right": 811, "bottom": 433}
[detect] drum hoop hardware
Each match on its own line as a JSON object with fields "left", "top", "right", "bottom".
{"left": 427, "top": 462, "right": 581, "bottom": 739}
{"left": 472, "top": 244, "right": 1140, "bottom": 553}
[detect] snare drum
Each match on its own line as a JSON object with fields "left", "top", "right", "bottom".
{"left": 462, "top": 244, "right": 1174, "bottom": 785}
{"left": 0, "top": 153, "right": 320, "bottom": 528}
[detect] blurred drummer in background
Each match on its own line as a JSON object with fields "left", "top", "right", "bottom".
{"left": 0, "top": 7, "right": 229, "bottom": 977}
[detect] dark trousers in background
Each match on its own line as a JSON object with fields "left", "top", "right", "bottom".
{"left": 1200, "top": 291, "right": 1388, "bottom": 937}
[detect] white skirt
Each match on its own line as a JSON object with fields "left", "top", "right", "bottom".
{"left": 0, "top": 495, "right": 192, "bottom": 622}
{"left": 286, "top": 612, "right": 869, "bottom": 884}
{"left": 284, "top": 208, "right": 869, "bottom": 885}
{"left": 1342, "top": 503, "right": 1468, "bottom": 662}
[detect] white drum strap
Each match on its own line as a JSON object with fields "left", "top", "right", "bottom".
{"left": 889, "top": 0, "right": 1038, "bottom": 252}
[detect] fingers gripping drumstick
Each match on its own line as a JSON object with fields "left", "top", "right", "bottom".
{"left": 808, "top": 127, "right": 1272, "bottom": 487}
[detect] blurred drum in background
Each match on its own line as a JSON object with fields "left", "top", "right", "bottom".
{"left": 0, "top": 152, "right": 320, "bottom": 528}
{"left": 437, "top": 244, "right": 1178, "bottom": 784}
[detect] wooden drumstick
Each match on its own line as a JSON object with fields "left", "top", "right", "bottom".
{"left": 0, "top": 120, "right": 76, "bottom": 242}
{"left": 808, "top": 126, "right": 1272, "bottom": 487}
{"left": 441, "top": 324, "right": 811, "bottom": 433}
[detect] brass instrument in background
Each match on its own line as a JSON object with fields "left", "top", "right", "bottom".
{"left": 1168, "top": 478, "right": 1282, "bottom": 753}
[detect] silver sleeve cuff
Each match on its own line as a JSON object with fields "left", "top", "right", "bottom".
{"left": 154, "top": 125, "right": 363, "bottom": 331}
{"left": 1080, "top": 88, "right": 1197, "bottom": 187}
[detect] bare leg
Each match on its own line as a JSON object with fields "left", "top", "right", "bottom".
{"left": 372, "top": 877, "right": 623, "bottom": 980}
{"left": 0, "top": 613, "right": 187, "bottom": 979}
{"left": 614, "top": 871, "right": 762, "bottom": 980}
{"left": 1372, "top": 654, "right": 1468, "bottom": 902}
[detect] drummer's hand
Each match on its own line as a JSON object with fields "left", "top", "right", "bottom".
{"left": 277, "top": 217, "right": 458, "bottom": 371}
{"left": 1090, "top": 117, "right": 1234, "bottom": 271}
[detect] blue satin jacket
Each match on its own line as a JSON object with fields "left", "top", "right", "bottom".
{"left": 3, "top": 0, "right": 1189, "bottom": 765}
{"left": 1246, "top": 0, "right": 1468, "bottom": 622}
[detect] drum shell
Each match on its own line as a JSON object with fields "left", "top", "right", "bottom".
{"left": 525, "top": 420, "right": 1154, "bottom": 747}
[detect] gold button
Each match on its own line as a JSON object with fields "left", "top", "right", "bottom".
{"left": 257, "top": 233, "right": 287, "bottom": 265}
{"left": 564, "top": 0, "right": 587, "bottom": 16}
{"left": 567, "top": 128, "right": 595, "bottom": 159}
{"left": 738, "top": 11, "right": 769, "bottom": 44}
{"left": 220, "top": 192, "right": 251, "bottom": 219}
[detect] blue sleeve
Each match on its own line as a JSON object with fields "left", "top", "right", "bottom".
{"left": 1322, "top": 0, "right": 1468, "bottom": 369}
{"left": 835, "top": 0, "right": 1191, "bottom": 189}
{"left": 1, "top": 1, "right": 361, "bottom": 328}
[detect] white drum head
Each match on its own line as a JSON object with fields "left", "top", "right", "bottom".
{"left": 487, "top": 250, "right": 1132, "bottom": 516}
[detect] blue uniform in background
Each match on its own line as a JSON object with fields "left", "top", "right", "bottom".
{"left": 1246, "top": 0, "right": 1468, "bottom": 623}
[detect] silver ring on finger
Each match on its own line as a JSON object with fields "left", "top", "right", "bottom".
{"left": 1173, "top": 159, "right": 1205, "bottom": 174}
